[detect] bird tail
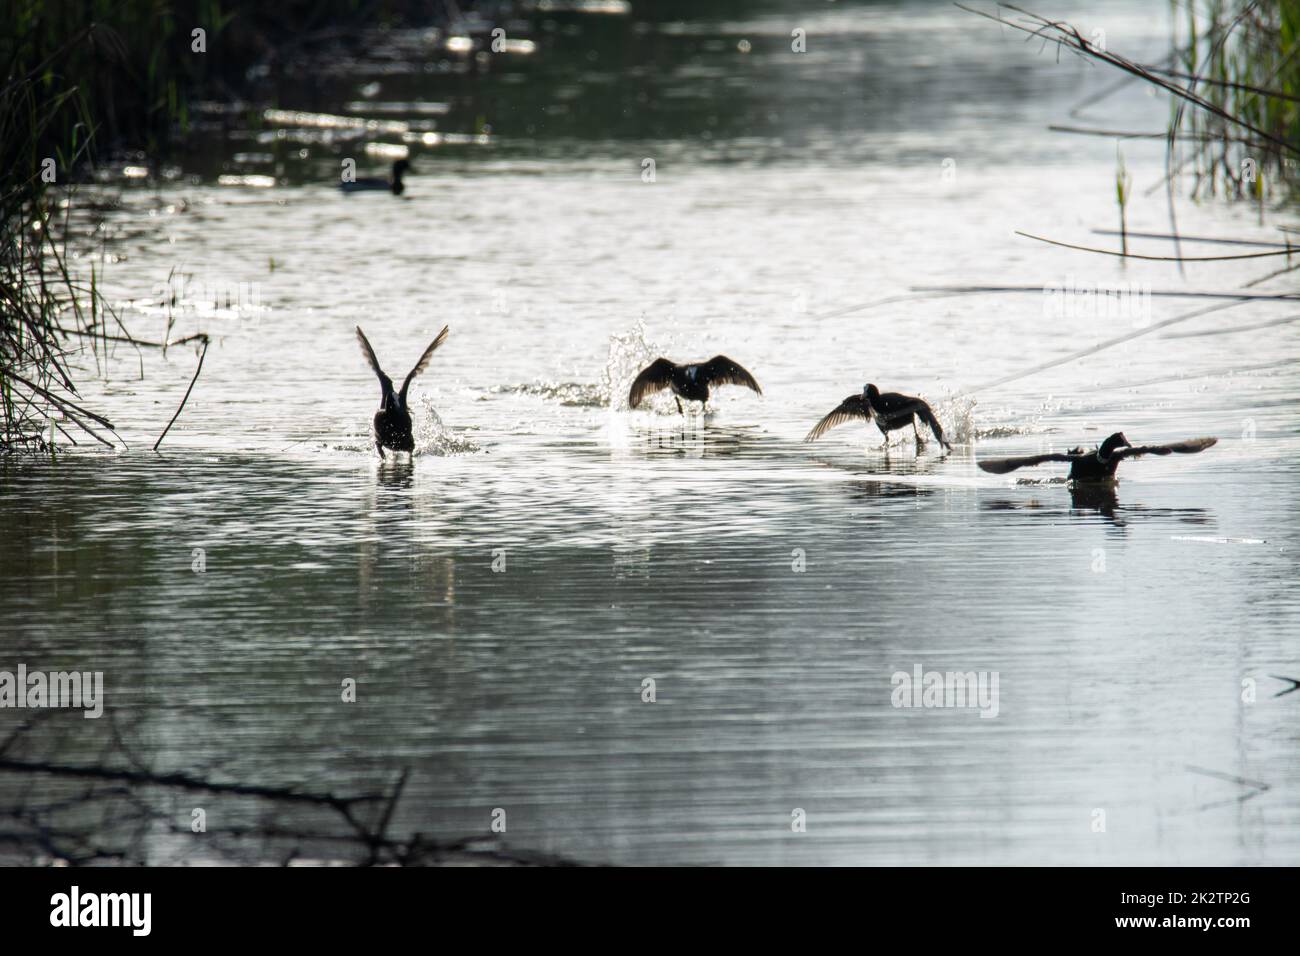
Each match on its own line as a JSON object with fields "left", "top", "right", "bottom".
{"left": 916, "top": 403, "right": 951, "bottom": 450}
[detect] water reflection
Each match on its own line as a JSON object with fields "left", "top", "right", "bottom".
{"left": 375, "top": 457, "right": 416, "bottom": 490}
{"left": 1069, "top": 483, "right": 1122, "bottom": 519}
{"left": 632, "top": 422, "right": 771, "bottom": 459}
{"left": 983, "top": 486, "right": 1216, "bottom": 529}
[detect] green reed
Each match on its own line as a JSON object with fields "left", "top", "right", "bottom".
{"left": 1173, "top": 0, "right": 1300, "bottom": 200}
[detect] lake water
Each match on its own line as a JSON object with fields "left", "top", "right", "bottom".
{"left": 2, "top": 0, "right": 1298, "bottom": 865}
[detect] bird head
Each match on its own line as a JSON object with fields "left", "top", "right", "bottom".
{"left": 863, "top": 383, "right": 880, "bottom": 401}
{"left": 1098, "top": 432, "right": 1131, "bottom": 460}
{"left": 393, "top": 159, "right": 412, "bottom": 177}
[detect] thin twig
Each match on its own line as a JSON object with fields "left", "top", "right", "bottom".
{"left": 1015, "top": 230, "right": 1297, "bottom": 261}
{"left": 153, "top": 336, "right": 209, "bottom": 451}
{"left": 949, "top": 299, "right": 1245, "bottom": 398}
{"left": 1141, "top": 65, "right": 1300, "bottom": 102}
{"left": 0, "top": 755, "right": 382, "bottom": 814}
{"left": 1091, "top": 229, "right": 1296, "bottom": 249}
{"left": 48, "top": 325, "right": 210, "bottom": 348}
{"left": 1049, "top": 124, "right": 1266, "bottom": 147}
{"left": 914, "top": 284, "right": 1300, "bottom": 302}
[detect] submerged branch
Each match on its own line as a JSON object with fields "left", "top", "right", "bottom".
{"left": 0, "top": 749, "right": 589, "bottom": 866}
{"left": 0, "top": 755, "right": 382, "bottom": 814}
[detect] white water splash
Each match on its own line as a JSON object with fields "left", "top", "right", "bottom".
{"left": 937, "top": 394, "right": 978, "bottom": 444}
{"left": 603, "top": 320, "right": 676, "bottom": 414}
{"left": 487, "top": 381, "right": 606, "bottom": 407}
{"left": 413, "top": 396, "right": 481, "bottom": 455}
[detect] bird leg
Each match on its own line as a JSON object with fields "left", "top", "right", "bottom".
{"left": 913, "top": 419, "right": 925, "bottom": 449}
{"left": 376, "top": 441, "right": 385, "bottom": 459}
{"left": 675, "top": 397, "right": 683, "bottom": 416}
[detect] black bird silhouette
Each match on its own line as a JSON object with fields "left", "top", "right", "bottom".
{"left": 356, "top": 324, "right": 449, "bottom": 457}
{"left": 978, "top": 432, "right": 1217, "bottom": 483}
{"left": 340, "top": 159, "right": 412, "bottom": 196}
{"left": 805, "top": 383, "right": 950, "bottom": 450}
{"left": 628, "top": 356, "right": 761, "bottom": 413}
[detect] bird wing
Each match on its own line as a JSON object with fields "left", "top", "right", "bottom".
{"left": 1114, "top": 437, "right": 1218, "bottom": 460}
{"left": 399, "top": 325, "right": 450, "bottom": 402}
{"left": 628, "top": 358, "right": 677, "bottom": 408}
{"left": 356, "top": 326, "right": 383, "bottom": 376}
{"left": 699, "top": 355, "right": 762, "bottom": 396}
{"left": 977, "top": 451, "right": 1077, "bottom": 474}
{"left": 356, "top": 326, "right": 395, "bottom": 398}
{"left": 804, "top": 395, "right": 872, "bottom": 442}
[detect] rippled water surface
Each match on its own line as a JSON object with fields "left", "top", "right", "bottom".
{"left": 2, "top": 0, "right": 1298, "bottom": 865}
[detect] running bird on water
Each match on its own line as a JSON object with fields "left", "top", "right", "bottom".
{"left": 356, "top": 325, "right": 449, "bottom": 457}
{"left": 977, "top": 432, "right": 1217, "bottom": 483}
{"left": 628, "top": 356, "right": 762, "bottom": 414}
{"left": 340, "top": 159, "right": 412, "bottom": 196}
{"left": 805, "top": 383, "right": 951, "bottom": 451}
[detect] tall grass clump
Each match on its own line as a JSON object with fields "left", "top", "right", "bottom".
{"left": 963, "top": 2, "right": 1300, "bottom": 205}
{"left": 1172, "top": 0, "right": 1300, "bottom": 200}
{"left": 1, "top": 15, "right": 115, "bottom": 452}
